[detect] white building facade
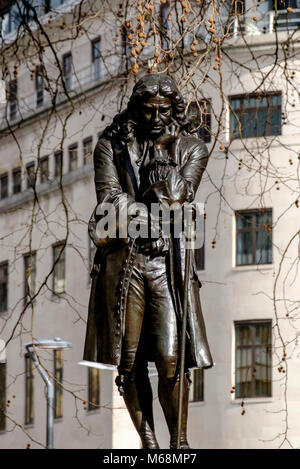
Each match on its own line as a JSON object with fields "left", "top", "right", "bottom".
{"left": 0, "top": 0, "right": 300, "bottom": 449}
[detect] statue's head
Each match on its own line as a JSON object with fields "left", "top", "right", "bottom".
{"left": 128, "top": 74, "right": 187, "bottom": 139}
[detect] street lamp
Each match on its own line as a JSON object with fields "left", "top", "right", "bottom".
{"left": 25, "top": 337, "right": 72, "bottom": 449}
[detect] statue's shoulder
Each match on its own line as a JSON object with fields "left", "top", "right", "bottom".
{"left": 176, "top": 133, "right": 208, "bottom": 153}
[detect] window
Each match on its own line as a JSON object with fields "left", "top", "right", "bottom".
{"left": 12, "top": 167, "right": 21, "bottom": 194}
{"left": 92, "top": 37, "right": 101, "bottom": 81}
{"left": 40, "top": 156, "right": 49, "bottom": 183}
{"left": 8, "top": 79, "right": 17, "bottom": 121}
{"left": 53, "top": 243, "right": 66, "bottom": 294}
{"left": 194, "top": 214, "right": 205, "bottom": 271}
{"left": 230, "top": 93, "right": 281, "bottom": 140}
{"left": 24, "top": 252, "right": 36, "bottom": 302}
{"left": 54, "top": 151, "right": 63, "bottom": 179}
{"left": 68, "top": 144, "right": 78, "bottom": 172}
{"left": 88, "top": 367, "right": 100, "bottom": 410}
{"left": 0, "top": 173, "right": 8, "bottom": 200}
{"left": 0, "top": 262, "right": 8, "bottom": 313}
{"left": 26, "top": 162, "right": 35, "bottom": 189}
{"left": 25, "top": 354, "right": 34, "bottom": 425}
{"left": 54, "top": 350, "right": 63, "bottom": 419}
{"left": 187, "top": 100, "right": 211, "bottom": 143}
{"left": 0, "top": 361, "right": 6, "bottom": 431}
{"left": 35, "top": 66, "right": 44, "bottom": 107}
{"left": 83, "top": 137, "right": 93, "bottom": 166}
{"left": 190, "top": 369, "right": 204, "bottom": 402}
{"left": 235, "top": 321, "right": 272, "bottom": 398}
{"left": 62, "top": 52, "right": 72, "bottom": 91}
{"left": 236, "top": 209, "right": 272, "bottom": 266}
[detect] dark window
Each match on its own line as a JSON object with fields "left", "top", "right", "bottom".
{"left": 26, "top": 162, "right": 35, "bottom": 189}
{"left": 236, "top": 209, "right": 272, "bottom": 266}
{"left": 230, "top": 93, "right": 282, "bottom": 140}
{"left": 187, "top": 100, "right": 211, "bottom": 143}
{"left": 194, "top": 214, "right": 205, "bottom": 270}
{"left": 0, "top": 361, "right": 6, "bottom": 431}
{"left": 54, "top": 151, "right": 63, "bottom": 179}
{"left": 190, "top": 369, "right": 204, "bottom": 402}
{"left": 83, "top": 137, "right": 93, "bottom": 166}
{"left": 25, "top": 354, "right": 34, "bottom": 425}
{"left": 8, "top": 79, "right": 17, "bottom": 121}
{"left": 92, "top": 37, "right": 101, "bottom": 81}
{"left": 24, "top": 252, "right": 36, "bottom": 302}
{"left": 68, "top": 144, "right": 78, "bottom": 172}
{"left": 88, "top": 367, "right": 100, "bottom": 410}
{"left": 62, "top": 52, "right": 72, "bottom": 91}
{"left": 54, "top": 350, "right": 63, "bottom": 419}
{"left": 40, "top": 156, "right": 49, "bottom": 183}
{"left": 12, "top": 167, "right": 21, "bottom": 194}
{"left": 270, "top": 0, "right": 297, "bottom": 10}
{"left": 0, "top": 173, "right": 8, "bottom": 200}
{"left": 0, "top": 262, "right": 8, "bottom": 313}
{"left": 53, "top": 243, "right": 65, "bottom": 294}
{"left": 35, "top": 67, "right": 44, "bottom": 107}
{"left": 235, "top": 321, "right": 272, "bottom": 398}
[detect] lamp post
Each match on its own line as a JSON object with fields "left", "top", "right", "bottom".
{"left": 25, "top": 337, "right": 72, "bottom": 449}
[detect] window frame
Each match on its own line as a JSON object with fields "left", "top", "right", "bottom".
{"left": 54, "top": 150, "right": 63, "bottom": 179}
{"left": 235, "top": 209, "right": 273, "bottom": 267}
{"left": 62, "top": 52, "right": 73, "bottom": 91}
{"left": 25, "top": 161, "right": 35, "bottom": 189}
{"left": 91, "top": 37, "right": 101, "bottom": 81}
{"left": 229, "top": 92, "right": 282, "bottom": 140}
{"left": 234, "top": 320, "right": 272, "bottom": 399}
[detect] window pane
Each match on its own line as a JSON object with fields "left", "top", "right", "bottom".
{"left": 69, "top": 145, "right": 78, "bottom": 172}
{"left": 26, "top": 162, "right": 35, "bottom": 189}
{"left": 83, "top": 138, "right": 93, "bottom": 165}
{"left": 0, "top": 262, "right": 8, "bottom": 312}
{"left": 0, "top": 362, "right": 6, "bottom": 431}
{"left": 13, "top": 168, "right": 21, "bottom": 194}
{"left": 192, "top": 368, "right": 204, "bottom": 402}
{"left": 40, "top": 156, "right": 49, "bottom": 183}
{"left": 24, "top": 253, "right": 36, "bottom": 300}
{"left": 0, "top": 174, "right": 8, "bottom": 200}
{"left": 25, "top": 355, "right": 34, "bottom": 425}
{"left": 237, "top": 231, "right": 252, "bottom": 265}
{"left": 53, "top": 244, "right": 65, "bottom": 294}
{"left": 88, "top": 367, "right": 100, "bottom": 410}
{"left": 54, "top": 350, "right": 63, "bottom": 418}
{"left": 235, "top": 322, "right": 272, "bottom": 399}
{"left": 54, "top": 151, "right": 63, "bottom": 179}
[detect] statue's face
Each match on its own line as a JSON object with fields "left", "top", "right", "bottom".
{"left": 139, "top": 94, "right": 172, "bottom": 138}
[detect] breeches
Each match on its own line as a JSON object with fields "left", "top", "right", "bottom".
{"left": 119, "top": 252, "right": 178, "bottom": 378}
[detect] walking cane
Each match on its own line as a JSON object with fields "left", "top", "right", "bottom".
{"left": 176, "top": 207, "right": 193, "bottom": 449}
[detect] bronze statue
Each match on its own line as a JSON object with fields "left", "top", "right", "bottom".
{"left": 83, "top": 74, "right": 213, "bottom": 449}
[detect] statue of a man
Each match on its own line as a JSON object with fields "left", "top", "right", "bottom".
{"left": 83, "top": 74, "right": 213, "bottom": 449}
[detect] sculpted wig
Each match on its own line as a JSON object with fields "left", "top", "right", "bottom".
{"left": 102, "top": 74, "right": 191, "bottom": 145}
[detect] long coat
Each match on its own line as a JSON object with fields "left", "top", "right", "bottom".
{"left": 83, "top": 131, "right": 214, "bottom": 370}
